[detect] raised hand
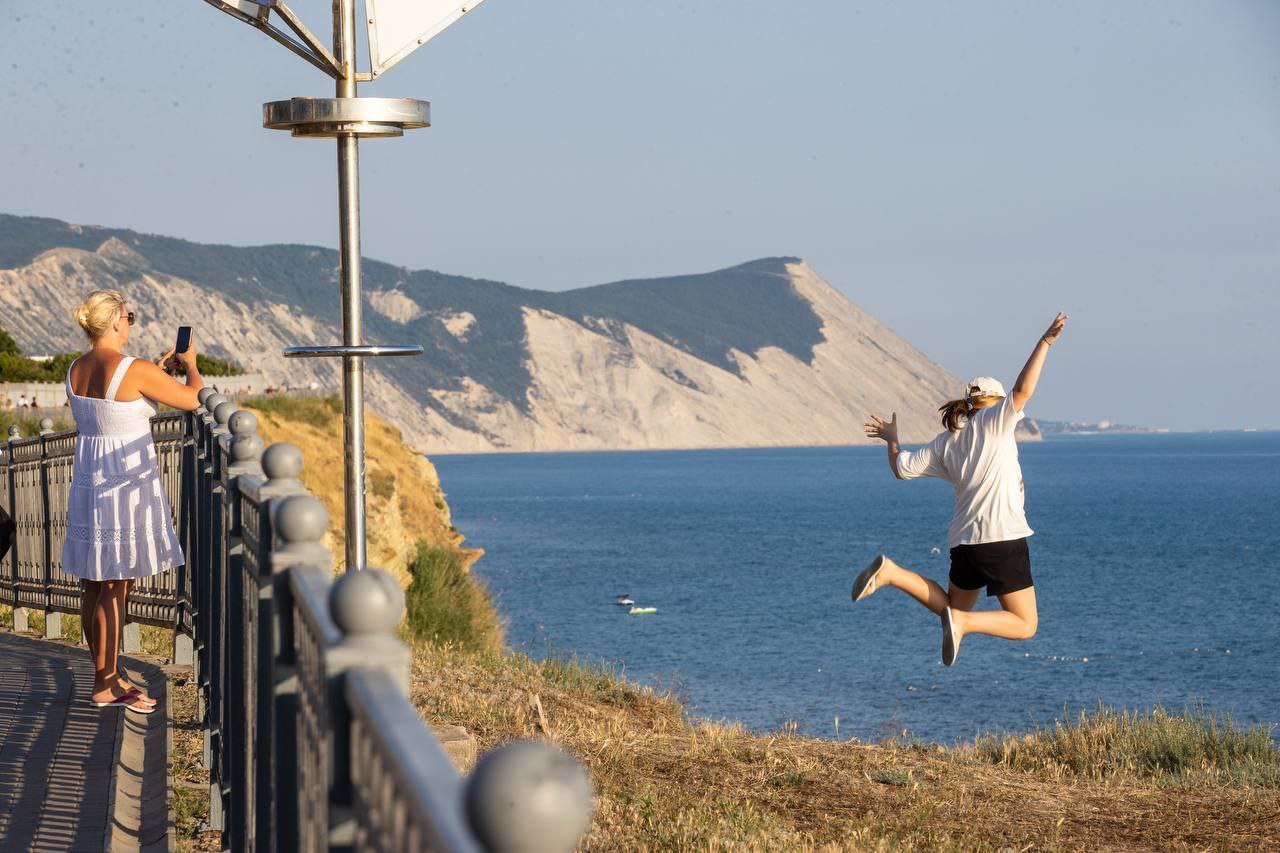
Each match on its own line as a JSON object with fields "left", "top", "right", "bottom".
{"left": 863, "top": 412, "right": 899, "bottom": 443}
{"left": 1042, "top": 312, "right": 1068, "bottom": 346}
{"left": 155, "top": 346, "right": 177, "bottom": 375}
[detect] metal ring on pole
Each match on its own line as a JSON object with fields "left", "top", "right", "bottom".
{"left": 263, "top": 97, "right": 429, "bottom": 138}
{"left": 282, "top": 344, "right": 424, "bottom": 359}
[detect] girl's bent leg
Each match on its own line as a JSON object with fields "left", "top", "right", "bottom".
{"left": 952, "top": 586, "right": 1038, "bottom": 641}
{"left": 881, "top": 557, "right": 951, "bottom": 615}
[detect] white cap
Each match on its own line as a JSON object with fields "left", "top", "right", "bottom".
{"left": 966, "top": 376, "right": 1006, "bottom": 398}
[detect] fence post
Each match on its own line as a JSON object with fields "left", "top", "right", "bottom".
{"left": 270, "top": 492, "right": 331, "bottom": 853}
{"left": 37, "top": 418, "right": 61, "bottom": 641}
{"left": 224, "top": 407, "right": 264, "bottom": 853}
{"left": 8, "top": 425, "right": 27, "bottom": 634}
{"left": 324, "top": 567, "right": 412, "bottom": 850}
{"left": 239, "top": 442, "right": 307, "bottom": 852}
{"left": 203, "top": 393, "right": 231, "bottom": 831}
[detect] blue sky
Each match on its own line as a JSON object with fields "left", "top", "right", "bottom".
{"left": 2, "top": 1, "right": 1277, "bottom": 430}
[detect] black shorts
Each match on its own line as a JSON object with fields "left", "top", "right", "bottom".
{"left": 949, "top": 538, "right": 1034, "bottom": 597}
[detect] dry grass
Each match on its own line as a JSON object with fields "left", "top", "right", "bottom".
{"left": 170, "top": 673, "right": 222, "bottom": 851}
{"left": 409, "top": 642, "right": 1280, "bottom": 851}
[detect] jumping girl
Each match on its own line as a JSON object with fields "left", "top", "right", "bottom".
{"left": 853, "top": 312, "right": 1068, "bottom": 665}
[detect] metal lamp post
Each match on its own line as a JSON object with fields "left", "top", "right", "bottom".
{"left": 199, "top": 0, "right": 485, "bottom": 571}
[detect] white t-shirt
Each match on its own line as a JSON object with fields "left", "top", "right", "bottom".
{"left": 896, "top": 396, "right": 1034, "bottom": 548}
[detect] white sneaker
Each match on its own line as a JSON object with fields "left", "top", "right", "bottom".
{"left": 941, "top": 607, "right": 962, "bottom": 666}
{"left": 851, "top": 555, "right": 888, "bottom": 602}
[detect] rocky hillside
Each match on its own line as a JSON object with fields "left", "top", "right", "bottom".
{"left": 0, "top": 214, "right": 1033, "bottom": 452}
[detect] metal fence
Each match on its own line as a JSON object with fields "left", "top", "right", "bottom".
{"left": 1, "top": 393, "right": 593, "bottom": 852}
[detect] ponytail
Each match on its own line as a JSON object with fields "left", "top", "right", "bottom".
{"left": 939, "top": 398, "right": 974, "bottom": 432}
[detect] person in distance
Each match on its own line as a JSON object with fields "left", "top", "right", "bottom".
{"left": 855, "top": 312, "right": 1069, "bottom": 666}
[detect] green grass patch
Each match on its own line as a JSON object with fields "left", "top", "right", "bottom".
{"left": 403, "top": 541, "right": 503, "bottom": 652}
{"left": 241, "top": 394, "right": 342, "bottom": 427}
{"left": 970, "top": 704, "right": 1280, "bottom": 787}
{"left": 0, "top": 409, "right": 74, "bottom": 436}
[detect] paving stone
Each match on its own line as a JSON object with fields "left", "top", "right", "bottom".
{"left": 0, "top": 633, "right": 172, "bottom": 851}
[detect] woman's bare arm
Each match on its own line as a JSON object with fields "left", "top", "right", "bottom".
{"left": 863, "top": 412, "right": 904, "bottom": 479}
{"left": 1011, "top": 312, "right": 1068, "bottom": 413}
{"left": 133, "top": 347, "right": 205, "bottom": 411}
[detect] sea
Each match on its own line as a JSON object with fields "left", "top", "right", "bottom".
{"left": 433, "top": 432, "right": 1280, "bottom": 744}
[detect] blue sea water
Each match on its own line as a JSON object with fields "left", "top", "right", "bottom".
{"left": 433, "top": 433, "right": 1280, "bottom": 743}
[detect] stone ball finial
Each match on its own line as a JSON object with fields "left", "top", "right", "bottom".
{"left": 229, "top": 410, "right": 258, "bottom": 436}
{"left": 213, "top": 400, "right": 237, "bottom": 425}
{"left": 273, "top": 494, "right": 328, "bottom": 544}
{"left": 203, "top": 393, "right": 227, "bottom": 415}
{"left": 328, "top": 568, "right": 405, "bottom": 637}
{"left": 7, "top": 425, "right": 20, "bottom": 439}
{"left": 39, "top": 417, "right": 54, "bottom": 434}
{"left": 197, "top": 387, "right": 215, "bottom": 406}
{"left": 230, "top": 433, "right": 264, "bottom": 464}
{"left": 261, "top": 443, "right": 304, "bottom": 484}
{"left": 466, "top": 741, "right": 594, "bottom": 853}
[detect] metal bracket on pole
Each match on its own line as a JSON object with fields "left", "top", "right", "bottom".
{"left": 283, "top": 345, "right": 424, "bottom": 359}
{"left": 202, "top": 1, "right": 342, "bottom": 78}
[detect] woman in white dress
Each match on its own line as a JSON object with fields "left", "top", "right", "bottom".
{"left": 63, "top": 291, "right": 204, "bottom": 712}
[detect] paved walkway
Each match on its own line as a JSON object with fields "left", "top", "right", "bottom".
{"left": 0, "top": 631, "right": 171, "bottom": 852}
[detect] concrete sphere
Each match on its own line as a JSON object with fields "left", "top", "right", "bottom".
{"left": 261, "top": 443, "right": 304, "bottom": 483}
{"left": 273, "top": 494, "right": 327, "bottom": 544}
{"left": 7, "top": 425, "right": 19, "bottom": 438}
{"left": 465, "top": 741, "right": 594, "bottom": 853}
{"left": 38, "top": 417, "right": 54, "bottom": 432}
{"left": 197, "top": 387, "right": 215, "bottom": 406}
{"left": 228, "top": 410, "right": 258, "bottom": 436}
{"left": 328, "top": 567, "right": 405, "bottom": 636}
{"left": 203, "top": 393, "right": 227, "bottom": 415}
{"left": 230, "top": 434, "right": 264, "bottom": 464}
{"left": 213, "top": 400, "right": 237, "bottom": 425}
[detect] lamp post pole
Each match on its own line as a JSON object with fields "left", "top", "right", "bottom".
{"left": 202, "top": 0, "right": 462, "bottom": 572}
{"left": 334, "top": 0, "right": 367, "bottom": 572}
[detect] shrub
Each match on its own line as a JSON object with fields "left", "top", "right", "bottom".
{"left": 403, "top": 541, "right": 502, "bottom": 652}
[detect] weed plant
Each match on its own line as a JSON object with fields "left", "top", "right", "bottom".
{"left": 969, "top": 703, "right": 1279, "bottom": 787}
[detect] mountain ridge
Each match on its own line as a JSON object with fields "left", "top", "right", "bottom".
{"left": 1, "top": 213, "right": 992, "bottom": 452}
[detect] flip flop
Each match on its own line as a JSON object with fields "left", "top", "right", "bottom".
{"left": 941, "top": 607, "right": 961, "bottom": 667}
{"left": 89, "top": 693, "right": 156, "bottom": 714}
{"left": 851, "top": 555, "right": 888, "bottom": 602}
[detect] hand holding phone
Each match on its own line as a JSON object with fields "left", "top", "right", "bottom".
{"left": 166, "top": 326, "right": 196, "bottom": 375}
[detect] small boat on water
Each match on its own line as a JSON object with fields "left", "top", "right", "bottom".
{"left": 615, "top": 594, "right": 635, "bottom": 606}
{"left": 629, "top": 606, "right": 657, "bottom": 615}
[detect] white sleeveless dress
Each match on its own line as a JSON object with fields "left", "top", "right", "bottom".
{"left": 60, "top": 356, "right": 185, "bottom": 580}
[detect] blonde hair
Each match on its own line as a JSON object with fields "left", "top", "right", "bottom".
{"left": 939, "top": 394, "right": 1004, "bottom": 432}
{"left": 73, "top": 290, "right": 127, "bottom": 342}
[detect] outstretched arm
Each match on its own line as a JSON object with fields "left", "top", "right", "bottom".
{"left": 863, "top": 412, "right": 904, "bottom": 479}
{"left": 1011, "top": 312, "right": 1068, "bottom": 413}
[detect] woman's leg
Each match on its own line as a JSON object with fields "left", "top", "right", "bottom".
{"left": 877, "top": 556, "right": 952, "bottom": 615}
{"left": 947, "top": 584, "right": 981, "bottom": 614}
{"left": 80, "top": 580, "right": 101, "bottom": 655}
{"left": 114, "top": 579, "right": 154, "bottom": 702}
{"left": 90, "top": 580, "right": 127, "bottom": 701}
{"left": 951, "top": 586, "right": 1038, "bottom": 641}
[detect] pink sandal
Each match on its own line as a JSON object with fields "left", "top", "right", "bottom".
{"left": 89, "top": 692, "right": 156, "bottom": 714}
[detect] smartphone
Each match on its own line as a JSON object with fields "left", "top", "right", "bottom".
{"left": 176, "top": 326, "right": 192, "bottom": 354}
